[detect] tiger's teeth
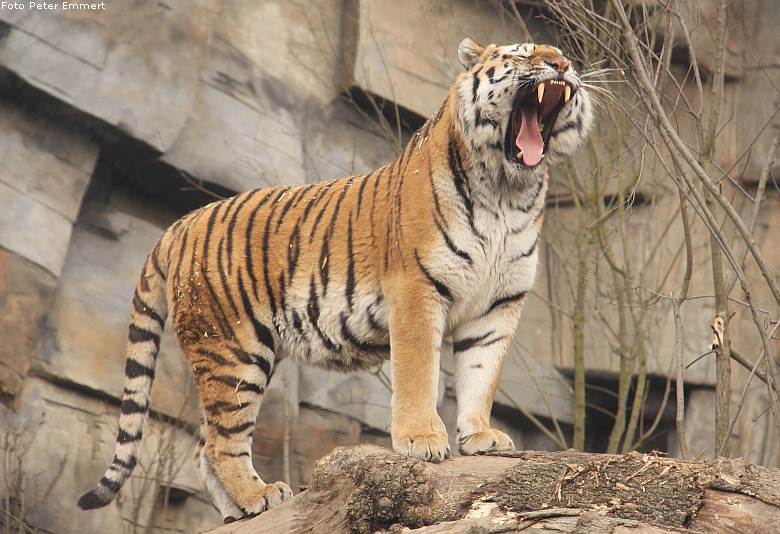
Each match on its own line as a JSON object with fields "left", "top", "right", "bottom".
{"left": 564, "top": 85, "right": 571, "bottom": 103}
{"left": 517, "top": 150, "right": 524, "bottom": 159}
{"left": 537, "top": 82, "right": 545, "bottom": 104}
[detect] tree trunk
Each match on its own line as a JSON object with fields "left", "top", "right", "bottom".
{"left": 209, "top": 445, "right": 780, "bottom": 534}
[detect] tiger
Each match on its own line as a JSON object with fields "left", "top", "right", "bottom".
{"left": 78, "top": 37, "right": 592, "bottom": 523}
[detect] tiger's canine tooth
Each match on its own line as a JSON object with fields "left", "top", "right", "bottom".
{"left": 537, "top": 82, "right": 545, "bottom": 104}
{"left": 564, "top": 84, "right": 571, "bottom": 103}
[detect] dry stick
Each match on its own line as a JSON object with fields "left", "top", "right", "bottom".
{"left": 608, "top": 0, "right": 780, "bottom": 438}
{"left": 724, "top": 132, "right": 780, "bottom": 295}
{"left": 514, "top": 352, "right": 568, "bottom": 448}
{"left": 282, "top": 370, "right": 292, "bottom": 488}
{"left": 610, "top": 0, "right": 780, "bottom": 311}
{"left": 700, "top": 0, "right": 732, "bottom": 457}
{"left": 717, "top": 352, "right": 763, "bottom": 459}
{"left": 672, "top": 297, "right": 689, "bottom": 459}
{"left": 497, "top": 385, "right": 567, "bottom": 450}
{"left": 572, "top": 226, "right": 591, "bottom": 451}
{"left": 717, "top": 320, "right": 780, "bottom": 458}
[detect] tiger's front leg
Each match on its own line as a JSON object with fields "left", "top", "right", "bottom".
{"left": 388, "top": 281, "right": 451, "bottom": 463}
{"left": 452, "top": 297, "right": 526, "bottom": 455}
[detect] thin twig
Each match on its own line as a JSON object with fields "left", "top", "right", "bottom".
{"left": 672, "top": 297, "right": 689, "bottom": 459}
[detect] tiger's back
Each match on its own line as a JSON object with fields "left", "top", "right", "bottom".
{"left": 79, "top": 37, "right": 592, "bottom": 523}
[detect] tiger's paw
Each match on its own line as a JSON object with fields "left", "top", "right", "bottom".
{"left": 458, "top": 428, "right": 515, "bottom": 456}
{"left": 232, "top": 481, "right": 293, "bottom": 521}
{"left": 393, "top": 428, "right": 451, "bottom": 463}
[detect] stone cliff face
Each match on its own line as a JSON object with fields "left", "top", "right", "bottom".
{"left": 1, "top": 1, "right": 779, "bottom": 533}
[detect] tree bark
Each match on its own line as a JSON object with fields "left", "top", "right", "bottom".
{"left": 209, "top": 445, "right": 780, "bottom": 534}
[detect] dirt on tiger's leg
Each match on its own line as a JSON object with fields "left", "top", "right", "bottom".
{"left": 388, "top": 284, "right": 450, "bottom": 463}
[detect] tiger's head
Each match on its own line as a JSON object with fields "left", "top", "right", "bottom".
{"left": 454, "top": 38, "right": 592, "bottom": 184}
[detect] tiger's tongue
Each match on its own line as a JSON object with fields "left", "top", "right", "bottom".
{"left": 515, "top": 106, "right": 544, "bottom": 166}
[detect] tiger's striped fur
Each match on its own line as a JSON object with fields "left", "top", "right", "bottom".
{"left": 78, "top": 38, "right": 592, "bottom": 522}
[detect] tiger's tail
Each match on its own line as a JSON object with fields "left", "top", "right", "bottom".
{"left": 78, "top": 239, "right": 169, "bottom": 510}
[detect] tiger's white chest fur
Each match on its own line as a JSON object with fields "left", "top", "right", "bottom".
{"left": 430, "top": 177, "right": 546, "bottom": 333}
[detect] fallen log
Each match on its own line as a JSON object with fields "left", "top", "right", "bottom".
{"left": 208, "top": 444, "right": 780, "bottom": 534}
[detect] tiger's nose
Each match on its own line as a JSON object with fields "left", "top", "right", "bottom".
{"left": 546, "top": 59, "right": 570, "bottom": 73}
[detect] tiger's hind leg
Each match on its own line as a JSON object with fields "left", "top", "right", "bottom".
{"left": 187, "top": 343, "right": 292, "bottom": 520}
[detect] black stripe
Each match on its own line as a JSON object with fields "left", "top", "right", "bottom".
{"left": 254, "top": 321, "right": 275, "bottom": 353}
{"left": 480, "top": 335, "right": 506, "bottom": 348}
{"left": 275, "top": 188, "right": 302, "bottom": 232}
{"left": 326, "top": 181, "right": 352, "bottom": 235}
{"left": 149, "top": 243, "right": 166, "bottom": 282}
{"left": 237, "top": 269, "right": 276, "bottom": 356}
{"left": 128, "top": 325, "right": 160, "bottom": 350}
{"left": 302, "top": 180, "right": 334, "bottom": 222}
{"left": 288, "top": 224, "right": 301, "bottom": 280}
{"left": 99, "top": 476, "right": 122, "bottom": 493}
{"left": 117, "top": 428, "right": 142, "bottom": 443}
{"left": 370, "top": 168, "right": 382, "bottom": 231}
{"left": 250, "top": 348, "right": 273, "bottom": 378}
{"left": 291, "top": 310, "right": 304, "bottom": 335}
{"left": 226, "top": 190, "right": 261, "bottom": 274}
{"left": 120, "top": 399, "right": 148, "bottom": 415}
{"left": 511, "top": 179, "right": 545, "bottom": 213}
{"left": 366, "top": 308, "right": 385, "bottom": 333}
{"left": 125, "top": 358, "right": 155, "bottom": 379}
{"left": 509, "top": 239, "right": 538, "bottom": 262}
{"left": 413, "top": 250, "right": 452, "bottom": 301}
{"left": 340, "top": 314, "right": 390, "bottom": 353}
{"left": 447, "top": 133, "right": 482, "bottom": 242}
{"left": 138, "top": 262, "right": 150, "bottom": 293}
{"left": 307, "top": 275, "right": 340, "bottom": 352}
{"left": 205, "top": 401, "right": 246, "bottom": 415}
{"left": 319, "top": 232, "right": 330, "bottom": 296}
{"left": 195, "top": 347, "right": 237, "bottom": 367}
{"left": 171, "top": 228, "right": 189, "bottom": 317}
{"left": 308, "top": 189, "right": 334, "bottom": 242}
{"left": 453, "top": 332, "right": 492, "bottom": 353}
{"left": 214, "top": 421, "right": 254, "bottom": 438}
{"left": 112, "top": 455, "right": 137, "bottom": 470}
{"left": 509, "top": 207, "right": 544, "bottom": 233}
{"left": 221, "top": 451, "right": 251, "bottom": 458}
{"left": 434, "top": 215, "right": 471, "bottom": 264}
{"left": 208, "top": 375, "right": 265, "bottom": 395}
{"left": 356, "top": 172, "right": 372, "bottom": 218}
{"left": 246, "top": 189, "right": 281, "bottom": 303}
{"left": 345, "top": 216, "right": 355, "bottom": 310}
{"left": 260, "top": 188, "right": 289, "bottom": 317}
{"left": 132, "top": 291, "right": 165, "bottom": 329}
{"left": 486, "top": 292, "right": 526, "bottom": 315}
{"left": 217, "top": 236, "right": 241, "bottom": 318}
{"left": 291, "top": 183, "right": 317, "bottom": 211}
{"left": 219, "top": 194, "right": 241, "bottom": 223}
{"left": 198, "top": 210, "right": 237, "bottom": 340}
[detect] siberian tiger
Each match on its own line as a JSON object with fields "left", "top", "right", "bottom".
{"left": 78, "top": 38, "right": 592, "bottom": 522}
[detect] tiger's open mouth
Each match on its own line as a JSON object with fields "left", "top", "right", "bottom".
{"left": 505, "top": 79, "right": 573, "bottom": 167}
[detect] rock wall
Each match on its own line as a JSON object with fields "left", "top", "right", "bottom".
{"left": 0, "top": 0, "right": 779, "bottom": 533}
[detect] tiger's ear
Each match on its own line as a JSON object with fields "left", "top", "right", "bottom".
{"left": 458, "top": 38, "right": 484, "bottom": 70}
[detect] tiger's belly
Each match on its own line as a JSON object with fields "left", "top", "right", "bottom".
{"left": 273, "top": 276, "right": 391, "bottom": 372}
